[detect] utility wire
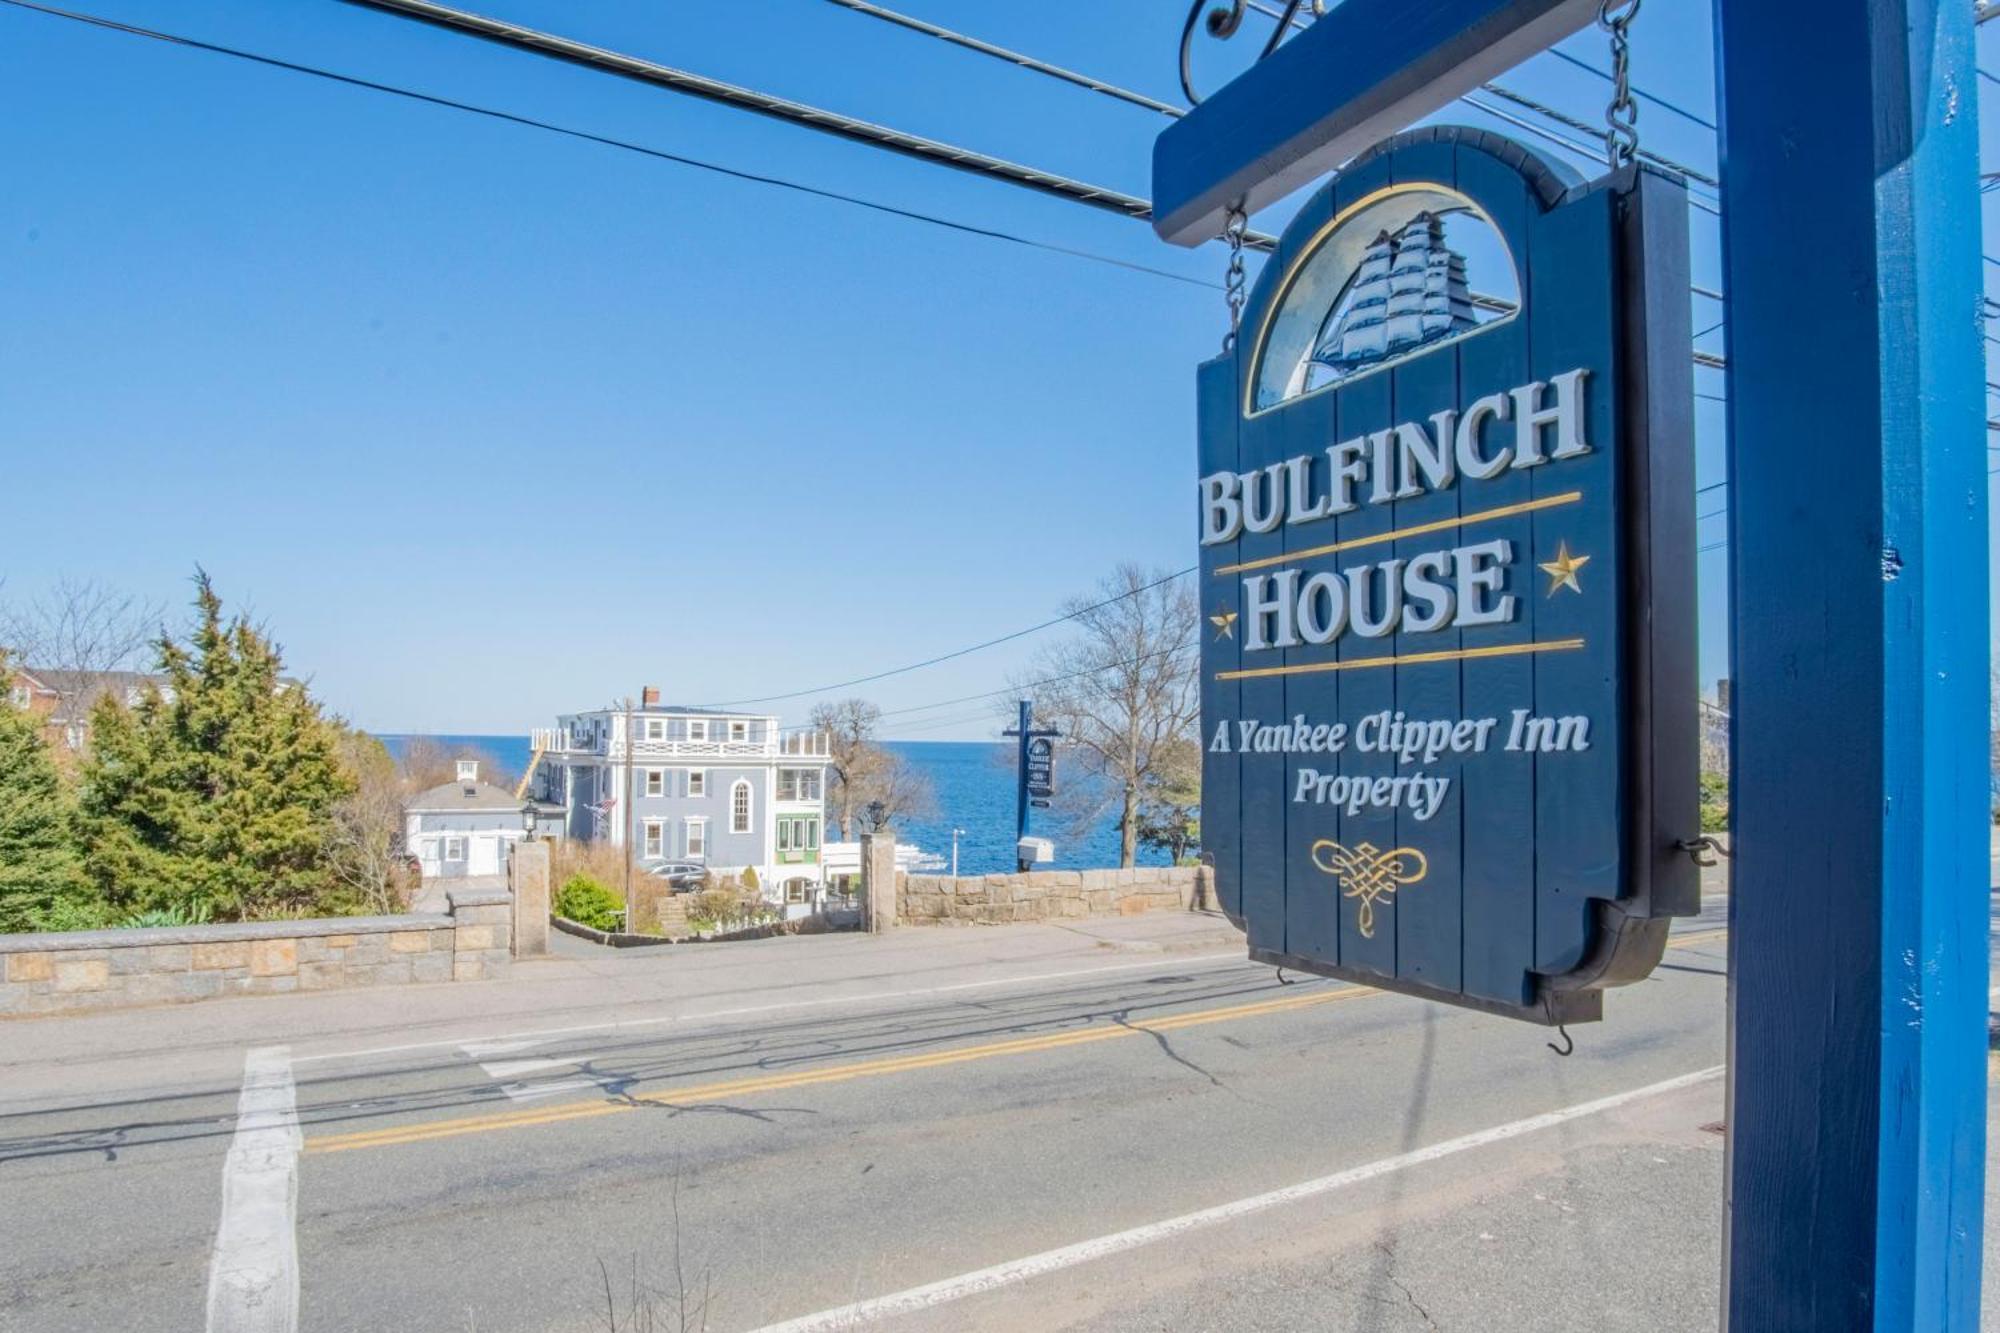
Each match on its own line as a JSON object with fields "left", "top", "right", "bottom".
{"left": 335, "top": 0, "right": 1286, "bottom": 248}
{"left": 876, "top": 636, "right": 1200, "bottom": 721}
{"left": 1458, "top": 93, "right": 1721, "bottom": 215}
{"left": 835, "top": 0, "right": 1723, "bottom": 199}
{"left": 0, "top": 0, "right": 1228, "bottom": 290}
{"left": 1469, "top": 80, "right": 1719, "bottom": 189}
{"left": 6, "top": 4, "right": 1738, "bottom": 387}
{"left": 819, "top": 0, "right": 1185, "bottom": 117}
{"left": 1237, "top": 0, "right": 1719, "bottom": 192}
{"left": 702, "top": 568, "right": 1198, "bottom": 708}
{"left": 1543, "top": 47, "right": 1717, "bottom": 131}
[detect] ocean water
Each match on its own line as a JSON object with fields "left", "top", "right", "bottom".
{"left": 376, "top": 735, "right": 1166, "bottom": 876}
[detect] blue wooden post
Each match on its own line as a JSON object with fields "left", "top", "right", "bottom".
{"left": 1714, "top": 2, "right": 1988, "bottom": 1327}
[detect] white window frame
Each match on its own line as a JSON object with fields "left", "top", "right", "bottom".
{"left": 443, "top": 835, "right": 466, "bottom": 861}
{"left": 778, "top": 768, "right": 822, "bottom": 802}
{"left": 7, "top": 684, "right": 28, "bottom": 709}
{"left": 644, "top": 768, "right": 664, "bottom": 797}
{"left": 685, "top": 817, "right": 707, "bottom": 859}
{"left": 688, "top": 718, "right": 709, "bottom": 742}
{"left": 728, "top": 719, "right": 748, "bottom": 742}
{"left": 730, "top": 780, "right": 752, "bottom": 834}
{"left": 777, "top": 820, "right": 793, "bottom": 853}
{"left": 785, "top": 879, "right": 811, "bottom": 905}
{"left": 643, "top": 717, "right": 666, "bottom": 742}
{"left": 642, "top": 819, "right": 664, "bottom": 859}
{"left": 687, "top": 768, "right": 706, "bottom": 797}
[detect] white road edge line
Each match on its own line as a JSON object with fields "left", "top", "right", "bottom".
{"left": 746, "top": 1065, "right": 1726, "bottom": 1333}
{"left": 292, "top": 951, "right": 1254, "bottom": 1065}
{"left": 206, "top": 1046, "right": 300, "bottom": 1333}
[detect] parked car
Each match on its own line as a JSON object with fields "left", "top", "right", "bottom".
{"left": 643, "top": 860, "right": 707, "bottom": 891}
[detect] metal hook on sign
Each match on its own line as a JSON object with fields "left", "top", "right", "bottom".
{"left": 1677, "top": 835, "right": 1732, "bottom": 868}
{"left": 1275, "top": 966, "right": 1296, "bottom": 986}
{"left": 1543, "top": 995, "right": 1574, "bottom": 1056}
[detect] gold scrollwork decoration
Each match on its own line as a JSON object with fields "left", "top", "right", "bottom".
{"left": 1309, "top": 839, "right": 1429, "bottom": 938}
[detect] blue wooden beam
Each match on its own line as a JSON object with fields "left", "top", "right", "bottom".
{"left": 1153, "top": 0, "right": 1595, "bottom": 245}
{"left": 1714, "top": 1, "right": 1988, "bottom": 1326}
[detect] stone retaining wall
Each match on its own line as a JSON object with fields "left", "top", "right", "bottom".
{"left": 0, "top": 887, "right": 514, "bottom": 1017}
{"left": 897, "top": 866, "right": 1211, "bottom": 926}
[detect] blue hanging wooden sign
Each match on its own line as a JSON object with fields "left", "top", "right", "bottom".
{"left": 1194, "top": 127, "right": 1698, "bottom": 1023}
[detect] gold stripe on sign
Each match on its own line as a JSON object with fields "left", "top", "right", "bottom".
{"left": 1215, "top": 638, "right": 1585, "bottom": 681}
{"left": 1214, "top": 491, "right": 1583, "bottom": 576}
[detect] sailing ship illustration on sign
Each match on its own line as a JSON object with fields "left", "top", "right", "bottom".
{"left": 1311, "top": 211, "right": 1477, "bottom": 372}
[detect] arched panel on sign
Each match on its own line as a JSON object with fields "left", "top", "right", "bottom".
{"left": 1247, "top": 186, "right": 1520, "bottom": 413}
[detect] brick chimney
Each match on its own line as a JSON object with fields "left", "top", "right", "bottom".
{"left": 641, "top": 685, "right": 661, "bottom": 707}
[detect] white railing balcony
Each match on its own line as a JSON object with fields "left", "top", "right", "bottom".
{"left": 627, "top": 736, "right": 774, "bottom": 759}
{"left": 532, "top": 726, "right": 596, "bottom": 754}
{"left": 532, "top": 725, "right": 827, "bottom": 761}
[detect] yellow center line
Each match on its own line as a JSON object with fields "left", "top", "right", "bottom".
{"left": 1213, "top": 491, "right": 1584, "bottom": 576}
{"left": 305, "top": 985, "right": 1375, "bottom": 1154}
{"left": 308, "top": 927, "right": 1735, "bottom": 1155}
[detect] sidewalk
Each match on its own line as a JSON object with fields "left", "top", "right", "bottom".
{"left": 0, "top": 910, "right": 1248, "bottom": 1108}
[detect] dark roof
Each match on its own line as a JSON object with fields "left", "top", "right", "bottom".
{"left": 18, "top": 669, "right": 165, "bottom": 697}
{"left": 575, "top": 704, "right": 761, "bottom": 718}
{"left": 406, "top": 780, "right": 526, "bottom": 814}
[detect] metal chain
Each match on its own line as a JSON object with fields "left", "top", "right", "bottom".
{"left": 1598, "top": 0, "right": 1641, "bottom": 169}
{"left": 1221, "top": 203, "right": 1249, "bottom": 353}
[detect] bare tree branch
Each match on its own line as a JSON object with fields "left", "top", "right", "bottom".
{"left": 1009, "top": 564, "right": 1199, "bottom": 867}
{"left": 807, "top": 697, "right": 933, "bottom": 838}
{"left": 0, "top": 575, "right": 164, "bottom": 723}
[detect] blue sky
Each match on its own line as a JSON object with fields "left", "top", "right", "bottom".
{"left": 0, "top": 0, "right": 1988, "bottom": 737}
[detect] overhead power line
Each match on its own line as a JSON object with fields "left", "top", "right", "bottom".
{"left": 1469, "top": 82, "right": 1719, "bottom": 190}
{"left": 834, "top": 0, "right": 1721, "bottom": 198}
{"left": 1238, "top": 0, "right": 1719, "bottom": 192}
{"left": 877, "top": 636, "right": 1200, "bottom": 722}
{"left": 1542, "top": 47, "right": 1717, "bottom": 132}
{"left": 820, "top": 0, "right": 1184, "bottom": 118}
{"left": 0, "top": 0, "right": 1227, "bottom": 290}
{"left": 336, "top": 0, "right": 1282, "bottom": 248}
{"left": 700, "top": 567, "right": 1198, "bottom": 708}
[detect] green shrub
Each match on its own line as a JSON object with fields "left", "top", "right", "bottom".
{"left": 31, "top": 897, "right": 112, "bottom": 933}
{"left": 1698, "top": 771, "right": 1729, "bottom": 835}
{"left": 555, "top": 875, "right": 624, "bottom": 931}
{"left": 118, "top": 902, "right": 214, "bottom": 929}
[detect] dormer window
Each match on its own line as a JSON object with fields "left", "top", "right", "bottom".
{"left": 456, "top": 759, "right": 479, "bottom": 784}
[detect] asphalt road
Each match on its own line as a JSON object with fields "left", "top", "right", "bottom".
{"left": 0, "top": 903, "right": 1762, "bottom": 1333}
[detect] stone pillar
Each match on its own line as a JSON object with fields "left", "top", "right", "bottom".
{"left": 447, "top": 888, "right": 513, "bottom": 981}
{"left": 860, "top": 831, "right": 898, "bottom": 933}
{"left": 509, "top": 840, "right": 550, "bottom": 957}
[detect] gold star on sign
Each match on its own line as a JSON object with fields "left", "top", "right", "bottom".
{"left": 1210, "top": 607, "right": 1239, "bottom": 640}
{"left": 1539, "top": 542, "right": 1591, "bottom": 597}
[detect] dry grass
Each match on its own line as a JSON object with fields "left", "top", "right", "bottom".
{"left": 551, "top": 840, "right": 643, "bottom": 902}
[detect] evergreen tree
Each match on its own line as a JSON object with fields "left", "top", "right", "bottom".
{"left": 0, "top": 659, "right": 94, "bottom": 931}
{"left": 80, "top": 572, "right": 354, "bottom": 919}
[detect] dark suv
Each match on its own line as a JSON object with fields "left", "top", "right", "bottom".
{"left": 644, "top": 860, "right": 707, "bottom": 891}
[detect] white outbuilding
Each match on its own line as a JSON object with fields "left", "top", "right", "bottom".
{"left": 405, "top": 760, "right": 529, "bottom": 880}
